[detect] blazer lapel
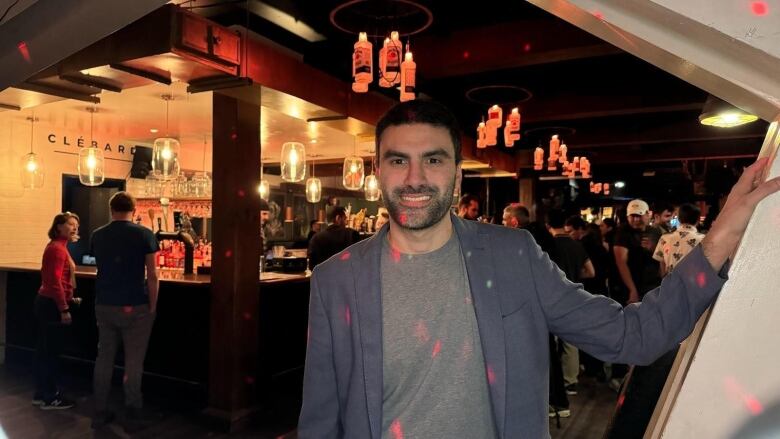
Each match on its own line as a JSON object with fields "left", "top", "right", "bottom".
{"left": 352, "top": 228, "right": 386, "bottom": 439}
{"left": 453, "top": 216, "right": 507, "bottom": 438}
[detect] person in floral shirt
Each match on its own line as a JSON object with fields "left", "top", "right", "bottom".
{"left": 653, "top": 203, "right": 706, "bottom": 276}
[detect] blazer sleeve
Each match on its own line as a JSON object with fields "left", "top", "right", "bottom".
{"left": 523, "top": 233, "right": 727, "bottom": 365}
{"left": 298, "top": 274, "right": 342, "bottom": 438}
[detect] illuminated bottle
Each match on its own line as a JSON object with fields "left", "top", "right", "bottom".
{"left": 400, "top": 50, "right": 416, "bottom": 102}
{"left": 352, "top": 32, "right": 373, "bottom": 93}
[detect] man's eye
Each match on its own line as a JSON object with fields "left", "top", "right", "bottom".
{"left": 427, "top": 158, "right": 442, "bottom": 164}
{"left": 390, "top": 158, "right": 406, "bottom": 165}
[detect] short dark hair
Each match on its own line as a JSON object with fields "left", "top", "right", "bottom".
{"left": 565, "top": 215, "right": 587, "bottom": 230}
{"left": 458, "top": 193, "right": 480, "bottom": 209}
{"left": 547, "top": 209, "right": 567, "bottom": 229}
{"left": 328, "top": 206, "right": 347, "bottom": 223}
{"left": 310, "top": 219, "right": 318, "bottom": 227}
{"left": 375, "top": 99, "right": 463, "bottom": 164}
{"left": 48, "top": 212, "right": 80, "bottom": 240}
{"left": 503, "top": 203, "right": 530, "bottom": 226}
{"left": 602, "top": 217, "right": 616, "bottom": 229}
{"left": 677, "top": 203, "right": 701, "bottom": 226}
{"left": 109, "top": 191, "right": 136, "bottom": 213}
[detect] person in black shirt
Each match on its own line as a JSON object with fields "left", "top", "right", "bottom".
{"left": 565, "top": 216, "right": 608, "bottom": 295}
{"left": 308, "top": 206, "right": 360, "bottom": 269}
{"left": 306, "top": 220, "right": 321, "bottom": 246}
{"left": 90, "top": 192, "right": 159, "bottom": 429}
{"left": 502, "top": 203, "right": 555, "bottom": 257}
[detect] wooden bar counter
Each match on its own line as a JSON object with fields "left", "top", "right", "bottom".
{"left": 0, "top": 263, "right": 310, "bottom": 408}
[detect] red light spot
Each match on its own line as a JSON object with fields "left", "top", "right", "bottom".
{"left": 17, "top": 41, "right": 31, "bottom": 62}
{"left": 123, "top": 306, "right": 133, "bottom": 314}
{"left": 391, "top": 247, "right": 401, "bottom": 263}
{"left": 751, "top": 1, "right": 768, "bottom": 16}
{"left": 344, "top": 305, "right": 351, "bottom": 326}
{"left": 696, "top": 272, "right": 707, "bottom": 288}
{"left": 237, "top": 189, "right": 245, "bottom": 197}
{"left": 414, "top": 320, "right": 430, "bottom": 344}
{"left": 486, "top": 365, "right": 496, "bottom": 385}
{"left": 399, "top": 212, "right": 408, "bottom": 225}
{"left": 390, "top": 419, "right": 404, "bottom": 439}
{"left": 593, "top": 10, "right": 604, "bottom": 19}
{"left": 230, "top": 132, "right": 238, "bottom": 140}
{"left": 745, "top": 395, "right": 764, "bottom": 415}
{"left": 243, "top": 312, "right": 252, "bottom": 321}
{"left": 225, "top": 250, "right": 233, "bottom": 258}
{"left": 523, "top": 43, "right": 531, "bottom": 52}
{"left": 244, "top": 376, "right": 255, "bottom": 384}
{"left": 616, "top": 393, "right": 625, "bottom": 408}
{"left": 340, "top": 251, "right": 351, "bottom": 261}
{"left": 432, "top": 339, "right": 442, "bottom": 358}
{"left": 462, "top": 51, "right": 470, "bottom": 59}
{"left": 123, "top": 373, "right": 128, "bottom": 383}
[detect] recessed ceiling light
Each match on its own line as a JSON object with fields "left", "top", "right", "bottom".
{"left": 310, "top": 139, "right": 317, "bottom": 144}
{"left": 150, "top": 128, "right": 158, "bottom": 133}
{"left": 614, "top": 181, "right": 626, "bottom": 188}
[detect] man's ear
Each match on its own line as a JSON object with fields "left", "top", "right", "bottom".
{"left": 455, "top": 163, "right": 463, "bottom": 193}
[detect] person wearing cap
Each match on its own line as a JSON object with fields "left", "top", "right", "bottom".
{"left": 613, "top": 199, "right": 658, "bottom": 305}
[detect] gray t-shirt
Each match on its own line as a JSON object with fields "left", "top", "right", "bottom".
{"left": 380, "top": 232, "right": 496, "bottom": 439}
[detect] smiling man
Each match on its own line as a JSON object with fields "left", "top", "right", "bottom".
{"left": 298, "top": 100, "right": 780, "bottom": 439}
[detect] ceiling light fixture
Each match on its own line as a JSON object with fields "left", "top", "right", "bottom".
{"left": 699, "top": 95, "right": 759, "bottom": 128}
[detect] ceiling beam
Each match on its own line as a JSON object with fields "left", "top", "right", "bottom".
{"left": 584, "top": 139, "right": 761, "bottom": 164}
{"left": 556, "top": 119, "right": 767, "bottom": 148}
{"left": 414, "top": 20, "right": 622, "bottom": 79}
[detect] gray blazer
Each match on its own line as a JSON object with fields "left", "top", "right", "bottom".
{"left": 299, "top": 215, "right": 725, "bottom": 438}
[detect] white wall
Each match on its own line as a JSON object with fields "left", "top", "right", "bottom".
{"left": 0, "top": 115, "right": 138, "bottom": 263}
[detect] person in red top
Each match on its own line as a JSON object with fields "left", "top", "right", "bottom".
{"left": 34, "top": 211, "right": 81, "bottom": 410}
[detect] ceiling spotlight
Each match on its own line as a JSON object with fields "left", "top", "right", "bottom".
{"left": 699, "top": 95, "right": 758, "bottom": 128}
{"left": 614, "top": 181, "right": 625, "bottom": 188}
{"left": 150, "top": 128, "right": 159, "bottom": 133}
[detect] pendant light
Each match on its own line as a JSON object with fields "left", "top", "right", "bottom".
{"left": 281, "top": 141, "right": 305, "bottom": 182}
{"left": 20, "top": 115, "right": 44, "bottom": 189}
{"left": 306, "top": 162, "right": 322, "bottom": 203}
{"left": 78, "top": 106, "right": 105, "bottom": 186}
{"left": 151, "top": 94, "right": 181, "bottom": 181}
{"left": 257, "top": 144, "right": 270, "bottom": 199}
{"left": 364, "top": 155, "right": 380, "bottom": 201}
{"left": 190, "top": 135, "right": 211, "bottom": 197}
{"left": 343, "top": 137, "right": 365, "bottom": 190}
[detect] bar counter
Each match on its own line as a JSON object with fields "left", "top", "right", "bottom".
{"left": 0, "top": 263, "right": 311, "bottom": 407}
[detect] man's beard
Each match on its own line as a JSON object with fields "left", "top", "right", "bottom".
{"left": 383, "top": 179, "right": 455, "bottom": 231}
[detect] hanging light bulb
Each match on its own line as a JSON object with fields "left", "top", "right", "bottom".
{"left": 152, "top": 94, "right": 181, "bottom": 181}
{"left": 190, "top": 135, "right": 211, "bottom": 197}
{"left": 78, "top": 106, "right": 105, "bottom": 186}
{"left": 306, "top": 161, "right": 321, "bottom": 203}
{"left": 257, "top": 179, "right": 270, "bottom": 200}
{"left": 20, "top": 115, "right": 44, "bottom": 189}
{"left": 281, "top": 141, "right": 306, "bottom": 182}
{"left": 364, "top": 155, "right": 380, "bottom": 201}
{"left": 343, "top": 136, "right": 365, "bottom": 190}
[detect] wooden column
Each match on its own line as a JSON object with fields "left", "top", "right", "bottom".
{"left": 518, "top": 177, "right": 536, "bottom": 218}
{"left": 206, "top": 90, "right": 261, "bottom": 429}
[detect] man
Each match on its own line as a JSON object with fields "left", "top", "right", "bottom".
{"left": 298, "top": 99, "right": 778, "bottom": 438}
{"left": 457, "top": 193, "right": 480, "bottom": 220}
{"left": 653, "top": 203, "right": 706, "bottom": 277}
{"left": 645, "top": 202, "right": 675, "bottom": 263}
{"left": 548, "top": 210, "right": 594, "bottom": 397}
{"left": 307, "top": 220, "right": 321, "bottom": 247}
{"left": 90, "top": 192, "right": 159, "bottom": 429}
{"left": 307, "top": 206, "right": 360, "bottom": 269}
{"left": 502, "top": 203, "right": 555, "bottom": 256}
{"left": 613, "top": 199, "right": 660, "bottom": 305}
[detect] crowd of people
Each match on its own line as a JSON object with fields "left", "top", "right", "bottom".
{"left": 458, "top": 191, "right": 709, "bottom": 419}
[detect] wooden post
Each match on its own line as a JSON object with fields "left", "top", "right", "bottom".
{"left": 205, "top": 90, "right": 262, "bottom": 430}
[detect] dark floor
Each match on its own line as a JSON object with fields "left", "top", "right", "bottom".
{"left": 0, "top": 360, "right": 616, "bottom": 439}
{"left": 549, "top": 375, "right": 617, "bottom": 439}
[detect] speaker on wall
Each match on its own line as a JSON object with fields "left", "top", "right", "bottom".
{"left": 130, "top": 146, "right": 153, "bottom": 178}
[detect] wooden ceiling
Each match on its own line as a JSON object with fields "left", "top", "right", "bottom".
{"left": 192, "top": 0, "right": 766, "bottom": 176}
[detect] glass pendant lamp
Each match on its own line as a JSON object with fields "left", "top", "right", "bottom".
{"left": 78, "top": 106, "right": 105, "bottom": 186}
{"left": 151, "top": 94, "right": 181, "bottom": 180}
{"left": 20, "top": 115, "right": 44, "bottom": 189}
{"left": 281, "top": 141, "right": 305, "bottom": 182}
